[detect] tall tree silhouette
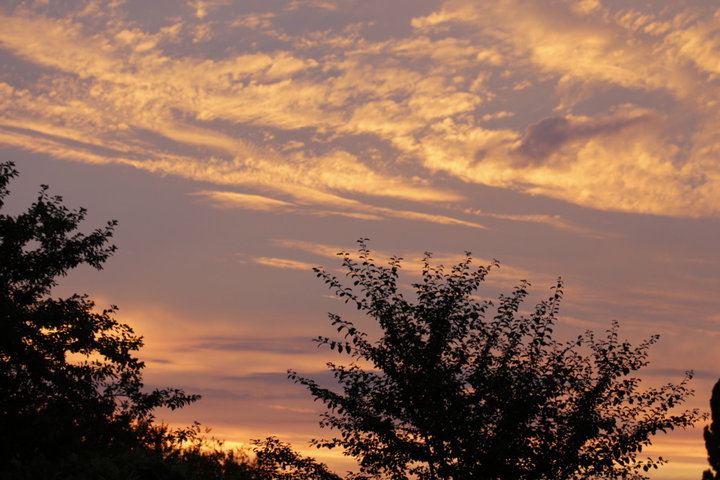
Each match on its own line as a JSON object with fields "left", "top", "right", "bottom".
{"left": 292, "top": 239, "right": 701, "bottom": 480}
{"left": 0, "top": 161, "right": 200, "bottom": 477}
{"left": 703, "top": 379, "right": 720, "bottom": 479}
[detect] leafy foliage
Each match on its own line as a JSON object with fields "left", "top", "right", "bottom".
{"left": 291, "top": 239, "right": 701, "bottom": 480}
{"left": 703, "top": 379, "right": 720, "bottom": 479}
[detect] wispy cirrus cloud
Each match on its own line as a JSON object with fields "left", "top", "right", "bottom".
{"left": 460, "top": 208, "right": 614, "bottom": 239}
{"left": 192, "top": 191, "right": 296, "bottom": 211}
{"left": 243, "top": 256, "right": 318, "bottom": 271}
{"left": 192, "top": 189, "right": 487, "bottom": 228}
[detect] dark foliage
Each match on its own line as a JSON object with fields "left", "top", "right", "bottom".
{"left": 291, "top": 239, "right": 701, "bottom": 480}
{"left": 0, "top": 161, "right": 257, "bottom": 479}
{"left": 703, "top": 379, "right": 720, "bottom": 479}
{"left": 252, "top": 437, "right": 344, "bottom": 480}
{"left": 8, "top": 421, "right": 262, "bottom": 480}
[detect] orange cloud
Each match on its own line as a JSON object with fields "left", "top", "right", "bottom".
{"left": 249, "top": 257, "right": 317, "bottom": 271}
{"left": 191, "top": 188, "right": 484, "bottom": 228}
{"left": 2, "top": 0, "right": 720, "bottom": 224}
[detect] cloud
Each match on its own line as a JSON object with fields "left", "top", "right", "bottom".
{"left": 189, "top": 336, "right": 318, "bottom": 355}
{"left": 192, "top": 189, "right": 486, "bottom": 228}
{"left": 2, "top": 0, "right": 720, "bottom": 222}
{"left": 187, "top": 0, "right": 231, "bottom": 19}
{"left": 416, "top": 104, "right": 716, "bottom": 216}
{"left": 285, "top": 0, "right": 339, "bottom": 11}
{"left": 192, "top": 190, "right": 296, "bottom": 211}
{"left": 512, "top": 111, "right": 653, "bottom": 164}
{"left": 411, "top": 0, "right": 707, "bottom": 98}
{"left": 460, "top": 208, "right": 614, "bottom": 238}
{"left": 249, "top": 257, "right": 317, "bottom": 271}
{"left": 402, "top": 0, "right": 720, "bottom": 215}
{"left": 230, "top": 13, "right": 275, "bottom": 30}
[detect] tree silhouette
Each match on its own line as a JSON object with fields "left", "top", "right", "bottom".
{"left": 0, "top": 161, "right": 202, "bottom": 477}
{"left": 252, "top": 437, "right": 343, "bottom": 480}
{"left": 292, "top": 239, "right": 701, "bottom": 480}
{"left": 703, "top": 379, "right": 720, "bottom": 479}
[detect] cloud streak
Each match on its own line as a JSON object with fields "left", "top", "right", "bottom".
{"left": 192, "top": 189, "right": 487, "bottom": 228}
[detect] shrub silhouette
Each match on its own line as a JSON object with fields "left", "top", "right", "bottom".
{"left": 291, "top": 239, "right": 701, "bottom": 480}
{"left": 252, "top": 437, "right": 343, "bottom": 480}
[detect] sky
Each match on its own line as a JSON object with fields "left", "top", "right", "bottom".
{"left": 1, "top": 0, "right": 720, "bottom": 477}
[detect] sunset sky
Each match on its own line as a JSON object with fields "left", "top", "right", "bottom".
{"left": 2, "top": 0, "right": 720, "bottom": 478}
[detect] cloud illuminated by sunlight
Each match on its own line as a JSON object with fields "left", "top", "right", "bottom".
{"left": 192, "top": 189, "right": 487, "bottom": 228}
{"left": 1, "top": 0, "right": 720, "bottom": 220}
{"left": 193, "top": 190, "right": 295, "bottom": 211}
{"left": 250, "top": 257, "right": 317, "bottom": 271}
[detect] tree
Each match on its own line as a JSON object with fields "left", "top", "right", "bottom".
{"left": 0, "top": 161, "right": 200, "bottom": 477}
{"left": 703, "top": 379, "right": 720, "bottom": 479}
{"left": 291, "top": 239, "right": 701, "bottom": 480}
{"left": 252, "top": 437, "right": 343, "bottom": 480}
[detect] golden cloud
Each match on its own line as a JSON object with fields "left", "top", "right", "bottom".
{"left": 250, "top": 257, "right": 318, "bottom": 271}
{"left": 1, "top": 0, "right": 720, "bottom": 220}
